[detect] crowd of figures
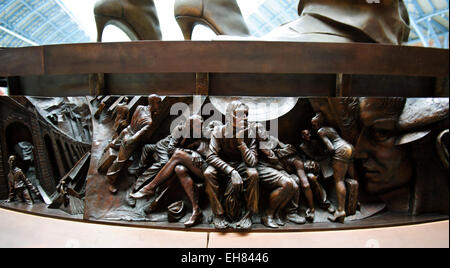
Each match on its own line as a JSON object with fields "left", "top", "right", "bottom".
{"left": 3, "top": 95, "right": 447, "bottom": 230}
{"left": 86, "top": 0, "right": 447, "bottom": 230}
{"left": 96, "top": 95, "right": 425, "bottom": 230}
{"left": 98, "top": 95, "right": 342, "bottom": 229}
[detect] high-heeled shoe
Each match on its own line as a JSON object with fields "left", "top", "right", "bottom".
{"left": 174, "top": 0, "right": 250, "bottom": 40}
{"left": 94, "top": 0, "right": 162, "bottom": 41}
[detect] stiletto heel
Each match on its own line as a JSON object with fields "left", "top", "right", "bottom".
{"left": 94, "top": 15, "right": 110, "bottom": 42}
{"left": 94, "top": 0, "right": 162, "bottom": 41}
{"left": 175, "top": 16, "right": 197, "bottom": 41}
{"left": 174, "top": 0, "right": 250, "bottom": 40}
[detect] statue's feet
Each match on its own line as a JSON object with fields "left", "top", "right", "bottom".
{"left": 327, "top": 204, "right": 336, "bottom": 214}
{"left": 108, "top": 184, "right": 118, "bottom": 194}
{"left": 320, "top": 200, "right": 336, "bottom": 214}
{"left": 261, "top": 215, "right": 279, "bottom": 229}
{"left": 274, "top": 214, "right": 285, "bottom": 226}
{"left": 125, "top": 189, "right": 136, "bottom": 207}
{"left": 328, "top": 210, "right": 346, "bottom": 223}
{"left": 236, "top": 212, "right": 253, "bottom": 230}
{"left": 286, "top": 213, "right": 306, "bottom": 225}
{"left": 129, "top": 188, "right": 154, "bottom": 199}
{"left": 184, "top": 209, "right": 203, "bottom": 227}
{"left": 213, "top": 215, "right": 229, "bottom": 230}
{"left": 305, "top": 208, "right": 315, "bottom": 222}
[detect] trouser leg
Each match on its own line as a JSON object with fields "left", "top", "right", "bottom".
{"left": 203, "top": 165, "right": 224, "bottom": 216}
{"left": 134, "top": 150, "right": 169, "bottom": 191}
{"left": 137, "top": 144, "right": 157, "bottom": 174}
{"left": 17, "top": 187, "right": 33, "bottom": 205}
{"left": 106, "top": 139, "right": 137, "bottom": 185}
{"left": 235, "top": 163, "right": 259, "bottom": 215}
{"left": 8, "top": 188, "right": 16, "bottom": 202}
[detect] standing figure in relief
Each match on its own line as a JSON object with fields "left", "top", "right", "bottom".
{"left": 311, "top": 112, "right": 355, "bottom": 223}
{"left": 6, "top": 155, "right": 41, "bottom": 205}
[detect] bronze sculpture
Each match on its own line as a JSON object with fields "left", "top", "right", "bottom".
{"left": 354, "top": 98, "right": 449, "bottom": 214}
{"left": 131, "top": 115, "right": 216, "bottom": 227}
{"left": 104, "top": 94, "right": 162, "bottom": 194}
{"left": 204, "top": 101, "right": 300, "bottom": 229}
{"left": 254, "top": 123, "right": 311, "bottom": 224}
{"left": 299, "top": 129, "right": 335, "bottom": 214}
{"left": 1, "top": 95, "right": 447, "bottom": 230}
{"left": 132, "top": 135, "right": 173, "bottom": 194}
{"left": 85, "top": 96, "right": 448, "bottom": 229}
{"left": 94, "top": 0, "right": 410, "bottom": 45}
{"left": 94, "top": 0, "right": 162, "bottom": 41}
{"left": 202, "top": 101, "right": 260, "bottom": 229}
{"left": 0, "top": 96, "right": 92, "bottom": 212}
{"left": 111, "top": 97, "right": 130, "bottom": 140}
{"left": 6, "top": 155, "right": 41, "bottom": 205}
{"left": 311, "top": 112, "right": 356, "bottom": 223}
{"left": 263, "top": 0, "right": 410, "bottom": 44}
{"left": 174, "top": 0, "right": 250, "bottom": 40}
{"left": 1, "top": 1, "right": 448, "bottom": 234}
{"left": 94, "top": 0, "right": 250, "bottom": 42}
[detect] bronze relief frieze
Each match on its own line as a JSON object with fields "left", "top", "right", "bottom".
{"left": 1, "top": 95, "right": 448, "bottom": 230}
{"left": 74, "top": 95, "right": 448, "bottom": 230}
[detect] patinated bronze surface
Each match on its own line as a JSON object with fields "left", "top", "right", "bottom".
{"left": 0, "top": 97, "right": 92, "bottom": 213}
{"left": 0, "top": 1, "right": 448, "bottom": 232}
{"left": 311, "top": 112, "right": 357, "bottom": 223}
{"left": 71, "top": 96, "right": 449, "bottom": 230}
{"left": 0, "top": 42, "right": 447, "bottom": 99}
{"left": 174, "top": 0, "right": 250, "bottom": 40}
{"left": 94, "top": 0, "right": 162, "bottom": 41}
{"left": 103, "top": 95, "right": 162, "bottom": 194}
{"left": 6, "top": 155, "right": 41, "bottom": 205}
{"left": 0, "top": 95, "right": 448, "bottom": 230}
{"left": 264, "top": 0, "right": 409, "bottom": 44}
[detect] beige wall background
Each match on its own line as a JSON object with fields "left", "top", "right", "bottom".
{"left": 0, "top": 208, "right": 448, "bottom": 248}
